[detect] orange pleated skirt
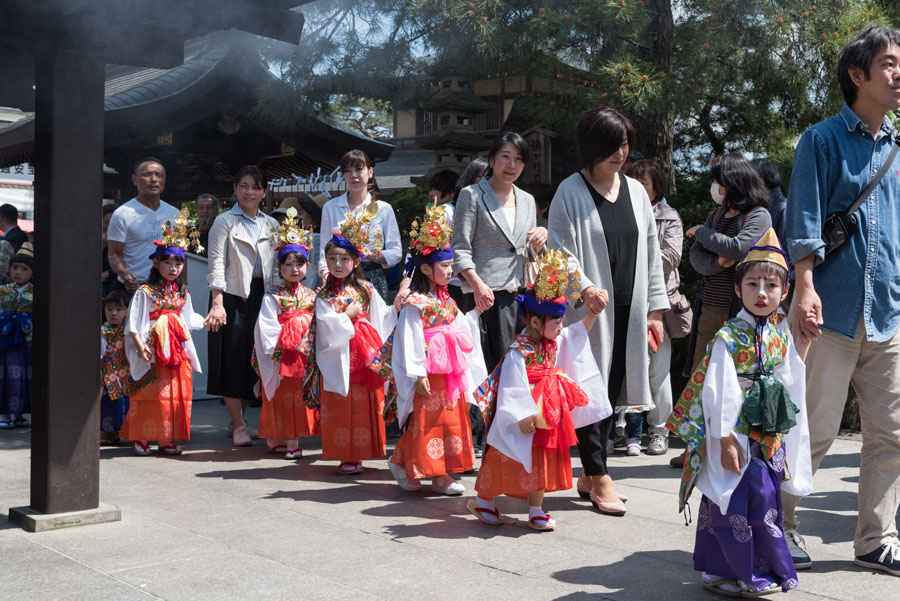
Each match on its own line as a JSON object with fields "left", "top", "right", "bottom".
{"left": 120, "top": 362, "right": 192, "bottom": 443}
{"left": 474, "top": 445, "right": 573, "bottom": 500}
{"left": 319, "top": 382, "right": 386, "bottom": 461}
{"left": 259, "top": 377, "right": 319, "bottom": 440}
{"left": 390, "top": 374, "right": 475, "bottom": 479}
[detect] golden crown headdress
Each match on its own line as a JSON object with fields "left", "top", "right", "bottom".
{"left": 153, "top": 208, "right": 204, "bottom": 255}
{"left": 532, "top": 248, "right": 581, "bottom": 302}
{"left": 339, "top": 202, "right": 383, "bottom": 255}
{"left": 271, "top": 207, "right": 313, "bottom": 250}
{"left": 408, "top": 204, "right": 452, "bottom": 255}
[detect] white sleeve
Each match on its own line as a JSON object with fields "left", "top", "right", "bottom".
{"left": 458, "top": 310, "right": 488, "bottom": 402}
{"left": 485, "top": 351, "right": 539, "bottom": 472}
{"left": 180, "top": 292, "right": 203, "bottom": 373}
{"left": 106, "top": 207, "right": 129, "bottom": 244}
{"left": 100, "top": 335, "right": 107, "bottom": 359}
{"left": 318, "top": 203, "right": 336, "bottom": 275}
{"left": 378, "top": 202, "right": 403, "bottom": 268}
{"left": 253, "top": 294, "right": 283, "bottom": 398}
{"left": 367, "top": 285, "right": 397, "bottom": 342}
{"left": 557, "top": 321, "right": 612, "bottom": 428}
{"left": 777, "top": 341, "right": 813, "bottom": 497}
{"left": 393, "top": 304, "right": 426, "bottom": 426}
{"left": 124, "top": 289, "right": 152, "bottom": 380}
{"left": 315, "top": 298, "right": 354, "bottom": 395}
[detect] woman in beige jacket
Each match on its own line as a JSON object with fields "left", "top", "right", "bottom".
{"left": 204, "top": 165, "right": 279, "bottom": 447}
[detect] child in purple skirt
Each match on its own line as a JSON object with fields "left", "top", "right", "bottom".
{"left": 668, "top": 229, "right": 812, "bottom": 597}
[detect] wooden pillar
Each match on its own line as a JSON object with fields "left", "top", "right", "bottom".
{"left": 30, "top": 49, "right": 104, "bottom": 514}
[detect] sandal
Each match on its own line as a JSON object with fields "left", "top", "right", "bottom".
{"left": 702, "top": 578, "right": 742, "bottom": 598}
{"left": 336, "top": 461, "right": 363, "bottom": 474}
{"left": 741, "top": 582, "right": 780, "bottom": 597}
{"left": 133, "top": 441, "right": 152, "bottom": 456}
{"left": 285, "top": 448, "right": 302, "bottom": 459}
{"left": 0, "top": 420, "right": 15, "bottom": 429}
{"left": 528, "top": 512, "right": 556, "bottom": 531}
{"left": 158, "top": 443, "right": 183, "bottom": 455}
{"left": 465, "top": 498, "right": 503, "bottom": 525}
{"left": 267, "top": 444, "right": 288, "bottom": 454}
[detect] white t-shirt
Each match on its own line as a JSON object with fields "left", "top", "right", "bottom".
{"left": 107, "top": 198, "right": 180, "bottom": 282}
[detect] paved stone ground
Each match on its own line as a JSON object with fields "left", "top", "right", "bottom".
{"left": 1, "top": 400, "right": 896, "bottom": 601}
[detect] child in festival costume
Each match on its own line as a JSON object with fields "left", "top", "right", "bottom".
{"left": 467, "top": 249, "right": 611, "bottom": 530}
{"left": 122, "top": 210, "right": 205, "bottom": 456}
{"left": 373, "top": 205, "right": 487, "bottom": 495}
{"left": 0, "top": 242, "right": 33, "bottom": 429}
{"left": 667, "top": 228, "right": 812, "bottom": 597}
{"left": 315, "top": 203, "right": 396, "bottom": 474}
{"left": 253, "top": 207, "right": 319, "bottom": 459}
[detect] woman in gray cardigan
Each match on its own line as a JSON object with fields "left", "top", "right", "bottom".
{"left": 549, "top": 108, "right": 669, "bottom": 516}
{"left": 451, "top": 132, "right": 547, "bottom": 372}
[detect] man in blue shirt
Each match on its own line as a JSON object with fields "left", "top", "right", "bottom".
{"left": 785, "top": 24, "right": 900, "bottom": 576}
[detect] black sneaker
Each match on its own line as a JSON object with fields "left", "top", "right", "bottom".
{"left": 785, "top": 529, "right": 812, "bottom": 570}
{"left": 854, "top": 540, "right": 900, "bottom": 576}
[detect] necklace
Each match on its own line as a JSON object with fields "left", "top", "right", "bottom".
{"left": 582, "top": 169, "right": 617, "bottom": 198}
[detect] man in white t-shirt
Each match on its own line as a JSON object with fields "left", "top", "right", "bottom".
{"left": 107, "top": 157, "right": 180, "bottom": 292}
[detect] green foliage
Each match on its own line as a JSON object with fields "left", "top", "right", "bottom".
{"left": 329, "top": 95, "right": 394, "bottom": 139}
{"left": 386, "top": 184, "right": 432, "bottom": 238}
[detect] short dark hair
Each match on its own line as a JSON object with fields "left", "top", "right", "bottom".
{"left": 751, "top": 158, "right": 782, "bottom": 191}
{"left": 430, "top": 169, "right": 459, "bottom": 199}
{"left": 710, "top": 153, "right": 770, "bottom": 213}
{"left": 133, "top": 156, "right": 164, "bottom": 175}
{"left": 838, "top": 24, "right": 900, "bottom": 106}
{"left": 102, "top": 203, "right": 117, "bottom": 218}
{"left": 195, "top": 193, "right": 218, "bottom": 209}
{"left": 575, "top": 107, "right": 636, "bottom": 172}
{"left": 735, "top": 260, "right": 789, "bottom": 288}
{"left": 234, "top": 165, "right": 267, "bottom": 190}
{"left": 0, "top": 204, "right": 18, "bottom": 222}
{"left": 298, "top": 197, "right": 322, "bottom": 227}
{"left": 625, "top": 159, "right": 667, "bottom": 203}
{"left": 454, "top": 157, "right": 489, "bottom": 200}
{"left": 486, "top": 132, "right": 530, "bottom": 177}
{"left": 103, "top": 289, "right": 130, "bottom": 309}
{"left": 340, "top": 149, "right": 374, "bottom": 172}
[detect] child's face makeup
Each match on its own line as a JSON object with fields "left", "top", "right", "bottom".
{"left": 326, "top": 247, "right": 358, "bottom": 279}
{"left": 280, "top": 256, "right": 308, "bottom": 283}
{"left": 541, "top": 316, "right": 564, "bottom": 340}
{"left": 422, "top": 260, "right": 453, "bottom": 287}
{"left": 737, "top": 271, "right": 786, "bottom": 318}
{"left": 105, "top": 303, "right": 127, "bottom": 325}
{"left": 9, "top": 262, "right": 31, "bottom": 285}
{"left": 157, "top": 256, "right": 184, "bottom": 282}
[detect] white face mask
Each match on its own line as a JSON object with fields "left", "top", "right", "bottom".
{"left": 710, "top": 181, "right": 726, "bottom": 206}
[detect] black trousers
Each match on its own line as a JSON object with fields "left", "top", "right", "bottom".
{"left": 207, "top": 278, "right": 265, "bottom": 400}
{"left": 576, "top": 304, "right": 630, "bottom": 477}
{"left": 361, "top": 262, "right": 388, "bottom": 302}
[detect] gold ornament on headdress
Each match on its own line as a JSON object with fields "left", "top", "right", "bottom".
{"left": 340, "top": 202, "right": 383, "bottom": 255}
{"left": 532, "top": 248, "right": 581, "bottom": 302}
{"left": 408, "top": 203, "right": 452, "bottom": 254}
{"left": 271, "top": 207, "right": 313, "bottom": 249}
{"left": 159, "top": 208, "right": 204, "bottom": 254}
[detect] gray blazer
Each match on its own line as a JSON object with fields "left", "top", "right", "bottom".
{"left": 451, "top": 178, "right": 536, "bottom": 293}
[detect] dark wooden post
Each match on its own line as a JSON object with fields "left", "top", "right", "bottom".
{"left": 29, "top": 49, "right": 105, "bottom": 514}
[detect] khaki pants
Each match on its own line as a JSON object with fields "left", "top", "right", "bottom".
{"left": 692, "top": 304, "right": 731, "bottom": 371}
{"left": 782, "top": 317, "right": 900, "bottom": 555}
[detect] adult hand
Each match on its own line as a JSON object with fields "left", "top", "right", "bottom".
{"left": 122, "top": 272, "right": 140, "bottom": 293}
{"left": 720, "top": 434, "right": 744, "bottom": 475}
{"left": 204, "top": 304, "right": 227, "bottom": 332}
{"left": 717, "top": 256, "right": 737, "bottom": 269}
{"left": 345, "top": 300, "right": 363, "bottom": 319}
{"left": 415, "top": 375, "right": 431, "bottom": 397}
{"left": 582, "top": 286, "right": 609, "bottom": 314}
{"left": 794, "top": 283, "right": 823, "bottom": 343}
{"left": 685, "top": 225, "right": 700, "bottom": 239}
{"left": 393, "top": 287, "right": 410, "bottom": 312}
{"left": 527, "top": 226, "right": 548, "bottom": 251}
{"left": 471, "top": 277, "right": 495, "bottom": 313}
{"left": 647, "top": 310, "right": 665, "bottom": 345}
{"left": 364, "top": 251, "right": 384, "bottom": 265}
{"left": 518, "top": 415, "right": 536, "bottom": 435}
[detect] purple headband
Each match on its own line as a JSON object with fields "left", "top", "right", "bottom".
{"left": 278, "top": 244, "right": 309, "bottom": 261}
{"left": 516, "top": 293, "right": 567, "bottom": 317}
{"left": 149, "top": 244, "right": 185, "bottom": 261}
{"left": 403, "top": 247, "right": 454, "bottom": 276}
{"left": 329, "top": 233, "right": 365, "bottom": 259}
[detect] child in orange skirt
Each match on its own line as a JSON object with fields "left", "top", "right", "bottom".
{"left": 123, "top": 210, "right": 204, "bottom": 456}
{"left": 315, "top": 204, "right": 396, "bottom": 474}
{"left": 374, "top": 206, "right": 487, "bottom": 495}
{"left": 253, "top": 207, "right": 319, "bottom": 459}
{"left": 467, "top": 250, "right": 611, "bottom": 530}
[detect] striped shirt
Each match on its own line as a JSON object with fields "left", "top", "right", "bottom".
{"left": 699, "top": 212, "right": 741, "bottom": 308}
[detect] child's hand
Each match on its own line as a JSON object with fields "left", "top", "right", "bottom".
{"left": 138, "top": 344, "right": 153, "bottom": 363}
{"left": 415, "top": 376, "right": 431, "bottom": 397}
{"left": 720, "top": 434, "right": 743, "bottom": 475}
{"left": 345, "top": 300, "right": 363, "bottom": 319}
{"left": 518, "top": 415, "right": 536, "bottom": 434}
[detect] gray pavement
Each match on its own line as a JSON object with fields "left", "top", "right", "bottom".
{"left": 0, "top": 400, "right": 895, "bottom": 601}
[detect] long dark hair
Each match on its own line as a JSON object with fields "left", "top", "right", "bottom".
{"left": 710, "top": 153, "right": 770, "bottom": 213}
{"left": 322, "top": 240, "right": 370, "bottom": 308}
{"left": 147, "top": 256, "right": 188, "bottom": 296}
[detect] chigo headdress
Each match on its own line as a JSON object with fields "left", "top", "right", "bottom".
{"left": 330, "top": 202, "right": 383, "bottom": 259}
{"left": 517, "top": 248, "right": 581, "bottom": 317}
{"left": 271, "top": 207, "right": 313, "bottom": 260}
{"left": 149, "top": 208, "right": 203, "bottom": 259}
{"left": 404, "top": 204, "right": 454, "bottom": 276}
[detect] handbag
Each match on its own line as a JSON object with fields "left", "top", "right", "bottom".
{"left": 822, "top": 140, "right": 899, "bottom": 256}
{"left": 663, "top": 290, "right": 693, "bottom": 339}
{"left": 523, "top": 245, "right": 540, "bottom": 286}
